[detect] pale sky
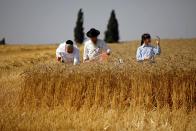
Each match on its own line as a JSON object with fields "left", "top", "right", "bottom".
{"left": 0, "top": 0, "right": 196, "bottom": 44}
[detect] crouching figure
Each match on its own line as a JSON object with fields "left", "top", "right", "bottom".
{"left": 56, "top": 40, "right": 80, "bottom": 65}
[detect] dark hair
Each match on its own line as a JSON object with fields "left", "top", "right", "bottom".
{"left": 141, "top": 33, "right": 151, "bottom": 45}
{"left": 66, "top": 40, "right": 73, "bottom": 45}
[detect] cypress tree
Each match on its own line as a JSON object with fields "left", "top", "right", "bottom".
{"left": 0, "top": 38, "right": 6, "bottom": 45}
{"left": 74, "top": 9, "right": 84, "bottom": 44}
{"left": 104, "top": 10, "right": 119, "bottom": 43}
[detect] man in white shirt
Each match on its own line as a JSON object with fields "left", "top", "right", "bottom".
{"left": 56, "top": 40, "right": 80, "bottom": 65}
{"left": 83, "top": 28, "right": 111, "bottom": 62}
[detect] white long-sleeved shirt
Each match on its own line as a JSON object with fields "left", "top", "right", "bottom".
{"left": 136, "top": 44, "right": 161, "bottom": 61}
{"left": 83, "top": 39, "right": 111, "bottom": 60}
{"left": 56, "top": 42, "right": 80, "bottom": 65}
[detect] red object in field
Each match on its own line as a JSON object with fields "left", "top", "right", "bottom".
{"left": 99, "top": 52, "right": 108, "bottom": 62}
{"left": 85, "top": 52, "right": 109, "bottom": 63}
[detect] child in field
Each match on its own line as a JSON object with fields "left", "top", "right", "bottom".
{"left": 56, "top": 40, "right": 80, "bottom": 65}
{"left": 136, "top": 33, "right": 161, "bottom": 61}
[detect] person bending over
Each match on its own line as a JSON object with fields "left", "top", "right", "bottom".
{"left": 56, "top": 40, "right": 80, "bottom": 65}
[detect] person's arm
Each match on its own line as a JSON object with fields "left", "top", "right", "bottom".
{"left": 83, "top": 43, "right": 89, "bottom": 62}
{"left": 136, "top": 47, "right": 144, "bottom": 61}
{"left": 74, "top": 49, "right": 80, "bottom": 65}
{"left": 57, "top": 57, "right": 61, "bottom": 61}
{"left": 153, "top": 41, "right": 161, "bottom": 55}
{"left": 56, "top": 48, "right": 62, "bottom": 61}
{"left": 102, "top": 41, "right": 111, "bottom": 55}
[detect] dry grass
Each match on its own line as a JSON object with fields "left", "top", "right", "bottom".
{"left": 0, "top": 39, "right": 196, "bottom": 131}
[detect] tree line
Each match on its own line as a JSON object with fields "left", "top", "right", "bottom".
{"left": 1, "top": 9, "right": 119, "bottom": 45}
{"left": 74, "top": 9, "right": 119, "bottom": 44}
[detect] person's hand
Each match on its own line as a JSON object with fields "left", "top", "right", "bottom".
{"left": 156, "top": 40, "right": 160, "bottom": 45}
{"left": 57, "top": 57, "right": 61, "bottom": 61}
{"left": 106, "top": 49, "right": 111, "bottom": 55}
{"left": 144, "top": 56, "right": 151, "bottom": 60}
{"left": 156, "top": 36, "right": 160, "bottom": 45}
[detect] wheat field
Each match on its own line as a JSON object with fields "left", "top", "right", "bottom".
{"left": 0, "top": 39, "right": 196, "bottom": 131}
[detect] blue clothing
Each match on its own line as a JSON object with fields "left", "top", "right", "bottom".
{"left": 136, "top": 44, "right": 161, "bottom": 61}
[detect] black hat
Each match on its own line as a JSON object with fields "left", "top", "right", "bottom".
{"left": 66, "top": 40, "right": 73, "bottom": 45}
{"left": 86, "top": 28, "right": 100, "bottom": 37}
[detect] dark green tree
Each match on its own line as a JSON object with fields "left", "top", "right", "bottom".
{"left": 74, "top": 9, "right": 84, "bottom": 44}
{"left": 0, "top": 38, "right": 6, "bottom": 45}
{"left": 104, "top": 10, "right": 119, "bottom": 43}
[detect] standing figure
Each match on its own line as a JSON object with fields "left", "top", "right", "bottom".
{"left": 136, "top": 33, "right": 161, "bottom": 61}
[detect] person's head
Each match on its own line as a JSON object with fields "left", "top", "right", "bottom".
{"left": 86, "top": 28, "right": 100, "bottom": 44}
{"left": 141, "top": 33, "right": 151, "bottom": 45}
{"left": 66, "top": 40, "right": 74, "bottom": 53}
